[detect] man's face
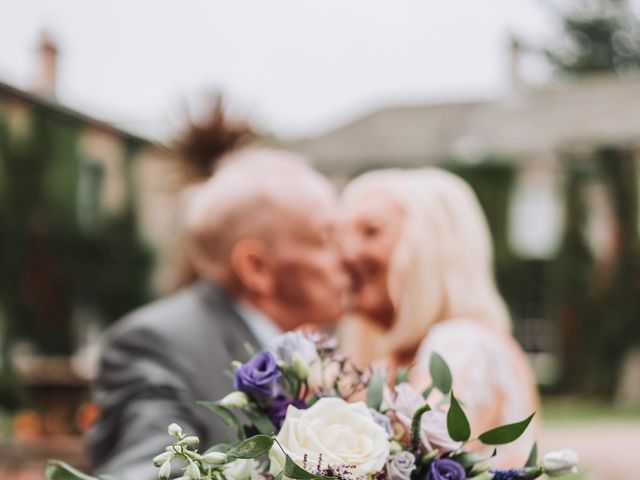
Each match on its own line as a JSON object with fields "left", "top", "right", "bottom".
{"left": 270, "top": 190, "right": 347, "bottom": 327}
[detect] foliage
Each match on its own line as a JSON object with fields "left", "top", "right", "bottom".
{"left": 544, "top": 0, "right": 640, "bottom": 74}
{"left": 0, "top": 100, "right": 152, "bottom": 408}
{"left": 45, "top": 352, "right": 559, "bottom": 480}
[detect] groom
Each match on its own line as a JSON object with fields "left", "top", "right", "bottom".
{"left": 87, "top": 147, "right": 346, "bottom": 480}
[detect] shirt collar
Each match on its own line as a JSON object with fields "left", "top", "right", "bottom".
{"left": 232, "top": 300, "right": 282, "bottom": 350}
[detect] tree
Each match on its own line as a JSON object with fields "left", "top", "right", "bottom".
{"left": 545, "top": 0, "right": 640, "bottom": 74}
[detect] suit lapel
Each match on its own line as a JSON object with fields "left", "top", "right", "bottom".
{"left": 195, "top": 280, "right": 260, "bottom": 361}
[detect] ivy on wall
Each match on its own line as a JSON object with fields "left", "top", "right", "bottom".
{"left": 0, "top": 101, "right": 152, "bottom": 409}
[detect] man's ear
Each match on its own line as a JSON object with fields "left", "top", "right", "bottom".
{"left": 230, "top": 239, "right": 275, "bottom": 296}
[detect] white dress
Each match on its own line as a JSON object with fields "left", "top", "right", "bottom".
{"left": 414, "top": 318, "right": 539, "bottom": 468}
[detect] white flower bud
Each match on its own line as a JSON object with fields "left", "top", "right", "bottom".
{"left": 291, "top": 352, "right": 310, "bottom": 381}
{"left": 202, "top": 451, "right": 228, "bottom": 465}
{"left": 168, "top": 423, "right": 183, "bottom": 437}
{"left": 231, "top": 361, "right": 243, "bottom": 369}
{"left": 543, "top": 449, "right": 579, "bottom": 476}
{"left": 185, "top": 461, "right": 201, "bottom": 480}
{"left": 277, "top": 360, "right": 288, "bottom": 371}
{"left": 389, "top": 440, "right": 403, "bottom": 454}
{"left": 153, "top": 451, "right": 173, "bottom": 467}
{"left": 158, "top": 460, "right": 172, "bottom": 479}
{"left": 219, "top": 391, "right": 250, "bottom": 409}
{"left": 181, "top": 436, "right": 200, "bottom": 447}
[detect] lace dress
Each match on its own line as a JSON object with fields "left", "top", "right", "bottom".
{"left": 413, "top": 318, "right": 539, "bottom": 468}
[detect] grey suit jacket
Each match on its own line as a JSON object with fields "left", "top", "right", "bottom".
{"left": 87, "top": 281, "right": 257, "bottom": 480}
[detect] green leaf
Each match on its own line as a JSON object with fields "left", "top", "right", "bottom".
{"left": 366, "top": 371, "right": 385, "bottom": 410}
{"left": 429, "top": 352, "right": 452, "bottom": 394}
{"left": 421, "top": 384, "right": 434, "bottom": 400}
{"left": 284, "top": 456, "right": 318, "bottom": 480}
{"left": 525, "top": 442, "right": 538, "bottom": 467}
{"left": 199, "top": 401, "right": 245, "bottom": 440}
{"left": 226, "top": 434, "right": 274, "bottom": 459}
{"left": 452, "top": 449, "right": 497, "bottom": 468}
{"left": 46, "top": 461, "right": 99, "bottom": 480}
{"left": 244, "top": 342, "right": 258, "bottom": 358}
{"left": 244, "top": 407, "right": 276, "bottom": 435}
{"left": 205, "top": 443, "right": 232, "bottom": 454}
{"left": 478, "top": 413, "right": 535, "bottom": 445}
{"left": 395, "top": 367, "right": 410, "bottom": 385}
{"left": 275, "top": 471, "right": 285, "bottom": 480}
{"left": 446, "top": 392, "right": 470, "bottom": 442}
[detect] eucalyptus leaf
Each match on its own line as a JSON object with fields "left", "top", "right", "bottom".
{"left": 226, "top": 434, "right": 274, "bottom": 459}
{"left": 199, "top": 401, "right": 245, "bottom": 440}
{"left": 525, "top": 442, "right": 538, "bottom": 467}
{"left": 366, "top": 371, "right": 385, "bottom": 410}
{"left": 478, "top": 413, "right": 535, "bottom": 445}
{"left": 429, "top": 352, "right": 452, "bottom": 394}
{"left": 45, "top": 461, "right": 99, "bottom": 480}
{"left": 446, "top": 392, "right": 470, "bottom": 442}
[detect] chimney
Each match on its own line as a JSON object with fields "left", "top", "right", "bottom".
{"left": 507, "top": 34, "right": 526, "bottom": 97}
{"left": 32, "top": 30, "right": 59, "bottom": 98}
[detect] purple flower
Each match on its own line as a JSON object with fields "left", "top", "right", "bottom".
{"left": 490, "top": 467, "right": 544, "bottom": 480}
{"left": 234, "top": 351, "right": 281, "bottom": 400}
{"left": 425, "top": 458, "right": 465, "bottom": 480}
{"left": 268, "top": 395, "right": 307, "bottom": 429}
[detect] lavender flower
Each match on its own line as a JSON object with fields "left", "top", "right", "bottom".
{"left": 271, "top": 331, "right": 318, "bottom": 366}
{"left": 268, "top": 395, "right": 307, "bottom": 429}
{"left": 424, "top": 458, "right": 465, "bottom": 480}
{"left": 369, "top": 408, "right": 393, "bottom": 437}
{"left": 490, "top": 467, "right": 544, "bottom": 480}
{"left": 234, "top": 351, "right": 281, "bottom": 399}
{"left": 386, "top": 452, "right": 416, "bottom": 480}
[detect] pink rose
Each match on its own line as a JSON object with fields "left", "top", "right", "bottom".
{"left": 383, "top": 383, "right": 459, "bottom": 452}
{"left": 419, "top": 409, "right": 461, "bottom": 453}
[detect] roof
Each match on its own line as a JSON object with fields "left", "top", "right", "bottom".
{"left": 292, "top": 73, "right": 640, "bottom": 174}
{"left": 0, "top": 79, "right": 154, "bottom": 146}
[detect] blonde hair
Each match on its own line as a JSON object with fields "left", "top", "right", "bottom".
{"left": 340, "top": 168, "right": 510, "bottom": 364}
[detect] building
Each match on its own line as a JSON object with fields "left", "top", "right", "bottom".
{"left": 292, "top": 69, "right": 640, "bottom": 391}
{"left": 0, "top": 33, "right": 182, "bottom": 387}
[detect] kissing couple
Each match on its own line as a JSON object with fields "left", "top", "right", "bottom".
{"left": 87, "top": 114, "right": 538, "bottom": 480}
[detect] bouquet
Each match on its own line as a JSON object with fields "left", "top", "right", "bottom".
{"left": 47, "top": 332, "right": 579, "bottom": 480}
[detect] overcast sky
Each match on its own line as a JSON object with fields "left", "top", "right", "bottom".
{"left": 1, "top": 1, "right": 558, "bottom": 139}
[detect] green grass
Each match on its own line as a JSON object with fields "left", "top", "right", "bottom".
{"left": 541, "top": 396, "right": 640, "bottom": 423}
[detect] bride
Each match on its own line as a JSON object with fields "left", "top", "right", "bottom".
{"left": 338, "top": 167, "right": 538, "bottom": 467}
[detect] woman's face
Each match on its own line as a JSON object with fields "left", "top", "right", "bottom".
{"left": 339, "top": 190, "right": 405, "bottom": 328}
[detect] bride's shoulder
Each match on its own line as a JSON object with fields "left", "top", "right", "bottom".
{"left": 416, "top": 317, "right": 511, "bottom": 362}
{"left": 426, "top": 317, "right": 497, "bottom": 341}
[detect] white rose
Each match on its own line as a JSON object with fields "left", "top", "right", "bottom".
{"left": 543, "top": 449, "right": 579, "bottom": 476}
{"left": 223, "top": 459, "right": 262, "bottom": 480}
{"left": 269, "top": 398, "right": 390, "bottom": 478}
